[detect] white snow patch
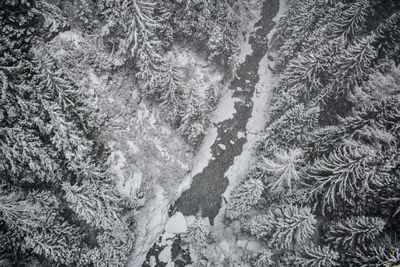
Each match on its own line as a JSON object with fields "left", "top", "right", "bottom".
{"left": 149, "top": 256, "right": 157, "bottom": 267}
{"left": 53, "top": 29, "right": 83, "bottom": 48}
{"left": 218, "top": 144, "right": 227, "bottom": 150}
{"left": 230, "top": 140, "right": 235, "bottom": 145}
{"left": 177, "top": 126, "right": 217, "bottom": 193}
{"left": 128, "top": 184, "right": 170, "bottom": 267}
{"left": 237, "top": 131, "right": 246, "bottom": 139}
{"left": 165, "top": 212, "right": 188, "bottom": 234}
{"left": 246, "top": 240, "right": 263, "bottom": 252}
{"left": 211, "top": 89, "right": 239, "bottom": 124}
{"left": 107, "top": 149, "right": 142, "bottom": 197}
{"left": 159, "top": 245, "right": 172, "bottom": 264}
{"left": 172, "top": 47, "right": 223, "bottom": 98}
{"left": 136, "top": 101, "right": 151, "bottom": 121}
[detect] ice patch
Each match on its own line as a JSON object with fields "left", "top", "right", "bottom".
{"left": 149, "top": 256, "right": 156, "bottom": 267}
{"left": 165, "top": 212, "right": 188, "bottom": 234}
{"left": 159, "top": 245, "right": 172, "bottom": 265}
{"left": 237, "top": 131, "right": 246, "bottom": 139}
{"left": 128, "top": 184, "right": 170, "bottom": 267}
{"left": 218, "top": 144, "right": 226, "bottom": 150}
{"left": 211, "top": 89, "right": 239, "bottom": 124}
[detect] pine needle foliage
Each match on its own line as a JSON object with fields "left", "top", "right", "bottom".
{"left": 262, "top": 149, "right": 304, "bottom": 193}
{"left": 225, "top": 178, "right": 264, "bottom": 219}
{"left": 247, "top": 205, "right": 316, "bottom": 249}
{"left": 326, "top": 216, "right": 386, "bottom": 250}
{"left": 293, "top": 246, "right": 340, "bottom": 267}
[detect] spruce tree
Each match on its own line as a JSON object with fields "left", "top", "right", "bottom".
{"left": 254, "top": 249, "right": 274, "bottom": 267}
{"left": 332, "top": 0, "right": 371, "bottom": 43}
{"left": 225, "top": 178, "right": 264, "bottom": 219}
{"left": 179, "top": 84, "right": 208, "bottom": 148}
{"left": 0, "top": 189, "right": 82, "bottom": 265}
{"left": 264, "top": 104, "right": 320, "bottom": 154}
{"left": 326, "top": 216, "right": 386, "bottom": 250}
{"left": 262, "top": 149, "right": 304, "bottom": 193}
{"left": 157, "top": 57, "right": 185, "bottom": 122}
{"left": 247, "top": 205, "right": 316, "bottom": 248}
{"left": 293, "top": 246, "right": 340, "bottom": 267}
{"left": 374, "top": 11, "right": 400, "bottom": 64}
{"left": 61, "top": 181, "right": 123, "bottom": 230}
{"left": 184, "top": 217, "right": 210, "bottom": 248}
{"left": 100, "top": 0, "right": 159, "bottom": 60}
{"left": 308, "top": 145, "right": 375, "bottom": 210}
{"left": 338, "top": 34, "right": 377, "bottom": 80}
{"left": 351, "top": 246, "right": 400, "bottom": 267}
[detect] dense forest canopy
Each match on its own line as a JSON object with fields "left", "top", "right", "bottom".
{"left": 225, "top": 0, "right": 400, "bottom": 266}
{"left": 0, "top": 1, "right": 138, "bottom": 265}
{"left": 1, "top": 0, "right": 400, "bottom": 266}
{"left": 0, "top": 0, "right": 256, "bottom": 265}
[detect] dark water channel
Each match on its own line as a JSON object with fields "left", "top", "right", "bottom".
{"left": 172, "top": 0, "right": 280, "bottom": 225}
{"left": 142, "top": 1, "right": 279, "bottom": 266}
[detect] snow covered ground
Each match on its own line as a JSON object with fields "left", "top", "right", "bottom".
{"left": 172, "top": 47, "right": 223, "bottom": 99}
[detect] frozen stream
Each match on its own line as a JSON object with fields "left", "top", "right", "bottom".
{"left": 172, "top": 0, "right": 280, "bottom": 224}
{"left": 129, "top": 0, "right": 281, "bottom": 266}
